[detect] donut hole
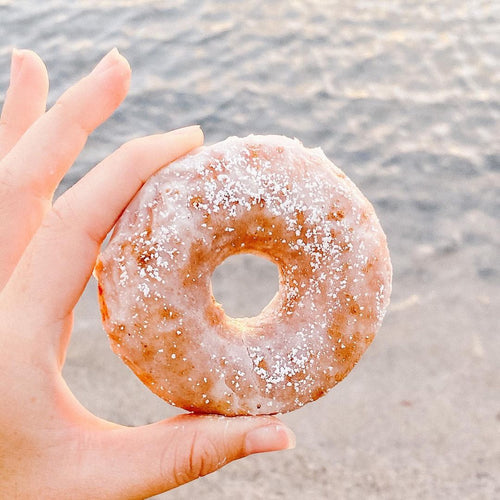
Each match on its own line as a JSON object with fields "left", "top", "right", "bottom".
{"left": 211, "top": 253, "right": 279, "bottom": 319}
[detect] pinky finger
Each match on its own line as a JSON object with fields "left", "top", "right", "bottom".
{"left": 0, "top": 49, "right": 49, "bottom": 160}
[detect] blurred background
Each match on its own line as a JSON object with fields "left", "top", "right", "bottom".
{"left": 1, "top": 1, "right": 498, "bottom": 498}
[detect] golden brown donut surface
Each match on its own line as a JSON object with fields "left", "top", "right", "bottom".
{"left": 95, "top": 135, "right": 392, "bottom": 415}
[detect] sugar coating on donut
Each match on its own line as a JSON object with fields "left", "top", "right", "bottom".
{"left": 95, "top": 135, "right": 392, "bottom": 415}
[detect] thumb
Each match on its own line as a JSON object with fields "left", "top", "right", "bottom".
{"left": 87, "top": 414, "right": 295, "bottom": 499}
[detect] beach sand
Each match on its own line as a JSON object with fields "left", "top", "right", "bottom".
{"left": 65, "top": 238, "right": 498, "bottom": 499}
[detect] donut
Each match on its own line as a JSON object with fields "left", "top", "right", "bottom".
{"left": 95, "top": 135, "right": 392, "bottom": 416}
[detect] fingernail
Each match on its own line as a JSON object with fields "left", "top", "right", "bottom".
{"left": 92, "top": 47, "right": 120, "bottom": 76}
{"left": 170, "top": 125, "right": 202, "bottom": 135}
{"left": 10, "top": 48, "right": 24, "bottom": 83}
{"left": 245, "top": 424, "right": 296, "bottom": 455}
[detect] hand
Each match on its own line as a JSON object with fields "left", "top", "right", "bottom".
{"left": 0, "top": 49, "right": 294, "bottom": 499}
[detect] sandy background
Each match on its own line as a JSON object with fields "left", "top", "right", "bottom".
{"left": 1, "top": 1, "right": 499, "bottom": 498}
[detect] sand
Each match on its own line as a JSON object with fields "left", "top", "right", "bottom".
{"left": 64, "top": 235, "right": 499, "bottom": 499}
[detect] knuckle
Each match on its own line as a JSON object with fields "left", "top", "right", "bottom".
{"left": 44, "top": 199, "right": 68, "bottom": 230}
{"left": 170, "top": 432, "right": 222, "bottom": 487}
{"left": 51, "top": 195, "right": 71, "bottom": 223}
{"left": 116, "top": 137, "right": 145, "bottom": 163}
{"left": 52, "top": 97, "right": 90, "bottom": 138}
{"left": 48, "top": 192, "right": 101, "bottom": 246}
{"left": 44, "top": 193, "right": 77, "bottom": 233}
{"left": 52, "top": 96, "right": 74, "bottom": 123}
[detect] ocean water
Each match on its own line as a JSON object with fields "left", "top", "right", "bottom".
{"left": 1, "top": 2, "right": 499, "bottom": 498}
{"left": 1, "top": 0, "right": 498, "bottom": 291}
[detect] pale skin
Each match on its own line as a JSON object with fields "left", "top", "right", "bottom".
{"left": 0, "top": 49, "right": 295, "bottom": 499}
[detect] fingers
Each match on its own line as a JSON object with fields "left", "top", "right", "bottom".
{"left": 84, "top": 414, "right": 295, "bottom": 498}
{"left": 4, "top": 126, "right": 203, "bottom": 360}
{"left": 0, "top": 49, "right": 130, "bottom": 290}
{"left": 0, "top": 49, "right": 49, "bottom": 159}
{"left": 0, "top": 48, "right": 131, "bottom": 197}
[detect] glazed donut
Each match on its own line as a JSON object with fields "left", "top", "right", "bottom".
{"left": 95, "top": 135, "right": 392, "bottom": 416}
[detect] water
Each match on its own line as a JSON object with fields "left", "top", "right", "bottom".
{"left": 1, "top": 2, "right": 499, "bottom": 498}
{"left": 1, "top": 0, "right": 498, "bottom": 288}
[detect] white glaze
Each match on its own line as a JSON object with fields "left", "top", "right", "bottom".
{"left": 95, "top": 135, "right": 392, "bottom": 415}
